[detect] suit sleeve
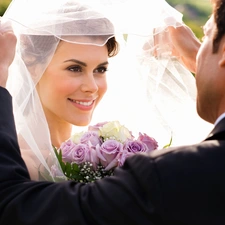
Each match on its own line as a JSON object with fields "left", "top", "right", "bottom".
{"left": 0, "top": 87, "right": 162, "bottom": 225}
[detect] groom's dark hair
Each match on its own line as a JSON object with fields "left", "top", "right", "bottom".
{"left": 212, "top": 0, "right": 225, "bottom": 53}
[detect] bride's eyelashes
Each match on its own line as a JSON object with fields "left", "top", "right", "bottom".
{"left": 66, "top": 65, "right": 108, "bottom": 74}
{"left": 67, "top": 65, "right": 82, "bottom": 72}
{"left": 93, "top": 66, "right": 108, "bottom": 74}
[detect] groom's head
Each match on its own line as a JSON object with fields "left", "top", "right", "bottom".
{"left": 194, "top": 0, "right": 225, "bottom": 125}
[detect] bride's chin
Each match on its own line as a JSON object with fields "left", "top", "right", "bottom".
{"left": 71, "top": 118, "right": 92, "bottom": 127}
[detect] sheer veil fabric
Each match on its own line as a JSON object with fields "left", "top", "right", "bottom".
{"left": 3, "top": 0, "right": 212, "bottom": 181}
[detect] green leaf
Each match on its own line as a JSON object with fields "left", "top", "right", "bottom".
{"left": 163, "top": 136, "right": 173, "bottom": 148}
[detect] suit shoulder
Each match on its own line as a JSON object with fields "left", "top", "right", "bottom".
{"left": 149, "top": 139, "right": 224, "bottom": 162}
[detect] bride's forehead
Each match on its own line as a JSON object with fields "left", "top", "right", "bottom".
{"left": 53, "top": 41, "right": 108, "bottom": 62}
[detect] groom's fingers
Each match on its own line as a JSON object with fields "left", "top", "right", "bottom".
{"left": 167, "top": 25, "right": 201, "bottom": 73}
{"left": 0, "top": 31, "right": 17, "bottom": 67}
{"left": 0, "top": 18, "right": 17, "bottom": 87}
{"left": 0, "top": 16, "right": 13, "bottom": 33}
{"left": 152, "top": 22, "right": 201, "bottom": 73}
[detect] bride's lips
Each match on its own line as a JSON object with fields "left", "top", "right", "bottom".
{"left": 68, "top": 98, "right": 95, "bottom": 111}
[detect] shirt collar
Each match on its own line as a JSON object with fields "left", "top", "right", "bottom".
{"left": 214, "top": 112, "right": 225, "bottom": 126}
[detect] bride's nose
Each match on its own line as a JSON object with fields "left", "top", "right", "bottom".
{"left": 80, "top": 73, "right": 98, "bottom": 93}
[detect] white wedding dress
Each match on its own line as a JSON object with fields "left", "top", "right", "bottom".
{"left": 3, "top": 0, "right": 212, "bottom": 181}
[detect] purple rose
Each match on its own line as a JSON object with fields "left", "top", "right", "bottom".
{"left": 70, "top": 143, "right": 91, "bottom": 164}
{"left": 80, "top": 131, "right": 102, "bottom": 147}
{"left": 96, "top": 139, "right": 123, "bottom": 170}
{"left": 50, "top": 164, "right": 64, "bottom": 177}
{"left": 87, "top": 147, "right": 100, "bottom": 170}
{"left": 124, "top": 140, "right": 148, "bottom": 153}
{"left": 138, "top": 132, "right": 158, "bottom": 152}
{"left": 118, "top": 150, "right": 134, "bottom": 167}
{"left": 88, "top": 121, "right": 108, "bottom": 132}
{"left": 60, "top": 139, "right": 77, "bottom": 163}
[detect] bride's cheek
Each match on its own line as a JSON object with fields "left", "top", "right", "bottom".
{"left": 99, "top": 77, "right": 107, "bottom": 93}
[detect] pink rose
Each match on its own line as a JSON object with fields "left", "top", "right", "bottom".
{"left": 138, "top": 132, "right": 158, "bottom": 152}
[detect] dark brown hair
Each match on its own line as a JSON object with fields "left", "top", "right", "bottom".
{"left": 106, "top": 36, "right": 119, "bottom": 57}
{"left": 212, "top": 0, "right": 225, "bottom": 52}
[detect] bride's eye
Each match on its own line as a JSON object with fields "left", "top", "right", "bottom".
{"left": 94, "top": 66, "right": 108, "bottom": 74}
{"left": 67, "top": 65, "right": 82, "bottom": 72}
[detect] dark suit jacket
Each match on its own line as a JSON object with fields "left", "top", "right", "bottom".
{"left": 0, "top": 87, "right": 225, "bottom": 225}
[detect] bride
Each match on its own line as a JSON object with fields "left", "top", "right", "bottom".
{"left": 3, "top": 0, "right": 212, "bottom": 181}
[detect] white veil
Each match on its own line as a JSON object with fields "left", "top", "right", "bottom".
{"left": 3, "top": 0, "right": 212, "bottom": 181}
{"left": 90, "top": 0, "right": 213, "bottom": 146}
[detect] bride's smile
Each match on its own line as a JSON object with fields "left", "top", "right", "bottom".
{"left": 68, "top": 99, "right": 94, "bottom": 106}
{"left": 68, "top": 98, "right": 96, "bottom": 110}
{"left": 36, "top": 41, "right": 108, "bottom": 127}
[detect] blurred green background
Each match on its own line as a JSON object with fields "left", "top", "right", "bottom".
{"left": 0, "top": 0, "right": 212, "bottom": 39}
{"left": 167, "top": 0, "right": 212, "bottom": 39}
{"left": 0, "top": 0, "right": 11, "bottom": 16}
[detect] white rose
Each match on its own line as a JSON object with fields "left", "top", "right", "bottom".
{"left": 70, "top": 131, "right": 85, "bottom": 144}
{"left": 99, "top": 121, "right": 132, "bottom": 143}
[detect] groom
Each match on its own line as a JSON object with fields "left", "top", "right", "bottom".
{"left": 1, "top": 0, "right": 225, "bottom": 224}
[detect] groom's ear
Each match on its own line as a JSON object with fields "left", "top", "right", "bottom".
{"left": 218, "top": 40, "right": 225, "bottom": 67}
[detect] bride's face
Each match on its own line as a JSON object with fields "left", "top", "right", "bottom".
{"left": 36, "top": 41, "right": 108, "bottom": 126}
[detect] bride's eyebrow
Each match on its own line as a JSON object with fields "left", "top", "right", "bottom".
{"left": 63, "top": 59, "right": 87, "bottom": 67}
{"left": 98, "top": 61, "right": 109, "bottom": 67}
{"left": 63, "top": 59, "right": 109, "bottom": 67}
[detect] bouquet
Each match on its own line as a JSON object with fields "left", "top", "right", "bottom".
{"left": 51, "top": 121, "right": 159, "bottom": 183}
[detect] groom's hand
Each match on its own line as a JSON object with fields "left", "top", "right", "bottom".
{"left": 153, "top": 23, "right": 201, "bottom": 74}
{"left": 167, "top": 24, "right": 201, "bottom": 74}
{"left": 0, "top": 20, "right": 17, "bottom": 87}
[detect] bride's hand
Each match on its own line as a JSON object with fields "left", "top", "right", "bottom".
{"left": 153, "top": 23, "right": 201, "bottom": 74}
{"left": 0, "top": 19, "right": 17, "bottom": 87}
